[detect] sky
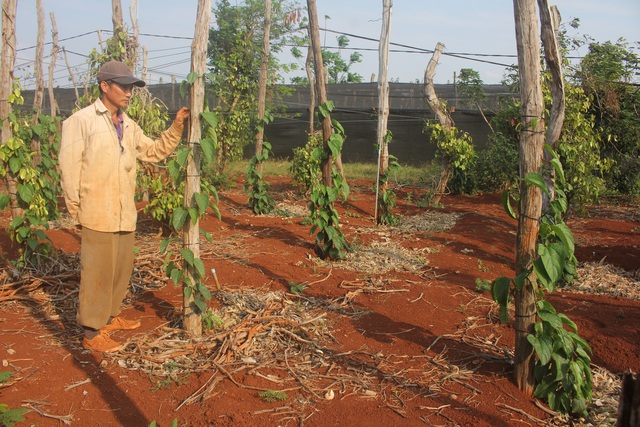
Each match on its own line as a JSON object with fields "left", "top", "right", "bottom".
{"left": 9, "top": 0, "right": 640, "bottom": 90}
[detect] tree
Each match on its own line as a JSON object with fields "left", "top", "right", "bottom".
{"left": 578, "top": 39, "right": 640, "bottom": 196}
{"left": 423, "top": 43, "right": 475, "bottom": 206}
{"left": 290, "top": 34, "right": 364, "bottom": 85}
{"left": 457, "top": 68, "right": 493, "bottom": 131}
{"left": 207, "top": 0, "right": 299, "bottom": 173}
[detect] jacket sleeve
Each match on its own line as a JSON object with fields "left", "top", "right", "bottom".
{"left": 135, "top": 121, "right": 185, "bottom": 163}
{"left": 58, "top": 115, "right": 84, "bottom": 222}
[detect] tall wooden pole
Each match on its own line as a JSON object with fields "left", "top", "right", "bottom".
{"left": 47, "top": 12, "right": 59, "bottom": 117}
{"left": 423, "top": 42, "right": 455, "bottom": 206}
{"left": 374, "top": 0, "right": 392, "bottom": 223}
{"left": 33, "top": 0, "right": 45, "bottom": 116}
{"left": 254, "top": 0, "right": 271, "bottom": 175}
{"left": 1, "top": 0, "right": 21, "bottom": 220}
{"left": 512, "top": 0, "right": 545, "bottom": 394}
{"left": 306, "top": 0, "right": 332, "bottom": 186}
{"left": 183, "top": 0, "right": 211, "bottom": 337}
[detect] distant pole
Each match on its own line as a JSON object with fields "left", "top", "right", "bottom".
{"left": 374, "top": 0, "right": 392, "bottom": 224}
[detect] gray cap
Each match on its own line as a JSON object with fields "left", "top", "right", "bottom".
{"left": 97, "top": 60, "right": 146, "bottom": 87}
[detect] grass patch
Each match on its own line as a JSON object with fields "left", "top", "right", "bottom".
{"left": 217, "top": 158, "right": 437, "bottom": 187}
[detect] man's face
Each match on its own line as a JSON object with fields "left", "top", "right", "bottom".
{"left": 100, "top": 80, "right": 134, "bottom": 111}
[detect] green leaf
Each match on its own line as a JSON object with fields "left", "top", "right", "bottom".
{"left": 491, "top": 277, "right": 511, "bottom": 307}
{"left": 538, "top": 309, "right": 563, "bottom": 331}
{"left": 0, "top": 193, "right": 10, "bottom": 210}
{"left": 18, "top": 184, "right": 35, "bottom": 203}
{"left": 514, "top": 271, "right": 529, "bottom": 290}
{"left": 193, "top": 298, "right": 207, "bottom": 313}
{"left": 538, "top": 244, "right": 564, "bottom": 286}
{"left": 200, "top": 228, "right": 213, "bottom": 243}
{"left": 8, "top": 157, "right": 21, "bottom": 174}
{"left": 172, "top": 207, "right": 188, "bottom": 230}
{"left": 502, "top": 190, "right": 517, "bottom": 219}
{"left": 551, "top": 223, "right": 575, "bottom": 258}
{"left": 188, "top": 207, "right": 199, "bottom": 224}
{"left": 533, "top": 257, "right": 553, "bottom": 291}
{"left": 525, "top": 172, "right": 551, "bottom": 197}
{"left": 194, "top": 192, "right": 209, "bottom": 215}
{"left": 159, "top": 238, "right": 172, "bottom": 254}
{"left": 549, "top": 157, "right": 566, "bottom": 184}
{"left": 327, "top": 134, "right": 343, "bottom": 158}
{"left": 187, "top": 71, "right": 199, "bottom": 84}
{"left": 179, "top": 250, "right": 195, "bottom": 269}
{"left": 200, "top": 137, "right": 215, "bottom": 163}
{"left": 171, "top": 268, "right": 183, "bottom": 286}
{"left": 201, "top": 111, "right": 219, "bottom": 129}
{"left": 198, "top": 283, "right": 211, "bottom": 300}
{"left": 193, "top": 258, "right": 206, "bottom": 279}
{"left": 176, "top": 147, "right": 190, "bottom": 167}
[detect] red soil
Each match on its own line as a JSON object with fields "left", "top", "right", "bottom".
{"left": 1, "top": 177, "right": 638, "bottom": 426}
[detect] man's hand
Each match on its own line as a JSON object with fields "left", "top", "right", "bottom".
{"left": 173, "top": 107, "right": 191, "bottom": 127}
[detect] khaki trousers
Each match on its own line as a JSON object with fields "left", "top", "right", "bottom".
{"left": 77, "top": 228, "right": 135, "bottom": 330}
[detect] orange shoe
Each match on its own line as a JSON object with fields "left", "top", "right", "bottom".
{"left": 82, "top": 332, "right": 123, "bottom": 353}
{"left": 101, "top": 317, "right": 141, "bottom": 333}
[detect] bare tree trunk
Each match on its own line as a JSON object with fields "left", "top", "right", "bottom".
{"left": 375, "top": 0, "right": 392, "bottom": 224}
{"left": 47, "top": 12, "right": 59, "bottom": 118}
{"left": 183, "top": 0, "right": 211, "bottom": 337}
{"left": 33, "top": 0, "right": 45, "bottom": 117}
{"left": 112, "top": 0, "right": 124, "bottom": 39}
{"left": 307, "top": 0, "right": 332, "bottom": 186}
{"left": 513, "top": 0, "right": 545, "bottom": 395}
{"left": 538, "top": 1, "right": 565, "bottom": 212}
{"left": 129, "top": 0, "right": 139, "bottom": 45}
{"left": 1, "top": 0, "right": 22, "bottom": 220}
{"left": 254, "top": 0, "right": 271, "bottom": 176}
{"left": 423, "top": 42, "right": 454, "bottom": 206}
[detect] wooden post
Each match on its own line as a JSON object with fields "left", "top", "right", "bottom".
{"left": 111, "top": 0, "right": 123, "bottom": 40}
{"left": 62, "top": 47, "right": 79, "bottom": 101}
{"left": 374, "top": 0, "right": 392, "bottom": 224}
{"left": 512, "top": 0, "right": 545, "bottom": 394}
{"left": 1, "top": 0, "right": 22, "bottom": 220}
{"left": 33, "top": 0, "right": 45, "bottom": 117}
{"left": 538, "top": 1, "right": 565, "bottom": 212}
{"left": 183, "top": 0, "right": 211, "bottom": 337}
{"left": 306, "top": 0, "right": 332, "bottom": 186}
{"left": 423, "top": 42, "right": 454, "bottom": 206}
{"left": 254, "top": 0, "right": 271, "bottom": 175}
{"left": 47, "top": 12, "right": 59, "bottom": 117}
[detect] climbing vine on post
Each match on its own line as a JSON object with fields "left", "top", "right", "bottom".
{"left": 491, "top": 145, "right": 591, "bottom": 416}
{"left": 376, "top": 130, "right": 400, "bottom": 226}
{"left": 308, "top": 101, "right": 350, "bottom": 260}
{"left": 0, "top": 83, "right": 61, "bottom": 270}
{"left": 245, "top": 113, "right": 275, "bottom": 215}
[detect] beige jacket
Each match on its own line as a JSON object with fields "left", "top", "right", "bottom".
{"left": 59, "top": 98, "right": 184, "bottom": 232}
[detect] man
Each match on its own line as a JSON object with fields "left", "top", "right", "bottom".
{"left": 59, "top": 60, "right": 190, "bottom": 353}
